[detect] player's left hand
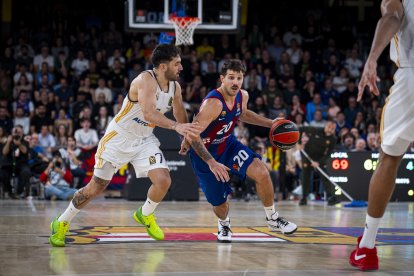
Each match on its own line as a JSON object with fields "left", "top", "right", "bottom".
{"left": 179, "top": 139, "right": 190, "bottom": 155}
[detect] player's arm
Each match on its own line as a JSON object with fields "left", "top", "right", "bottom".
{"left": 171, "top": 81, "right": 189, "bottom": 124}
{"left": 134, "top": 74, "right": 200, "bottom": 137}
{"left": 189, "top": 99, "right": 230, "bottom": 182}
{"left": 358, "top": 0, "right": 404, "bottom": 101}
{"left": 239, "top": 90, "right": 273, "bottom": 128}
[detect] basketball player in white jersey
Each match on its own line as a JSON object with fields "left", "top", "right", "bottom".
{"left": 49, "top": 44, "right": 201, "bottom": 246}
{"left": 349, "top": 0, "right": 414, "bottom": 271}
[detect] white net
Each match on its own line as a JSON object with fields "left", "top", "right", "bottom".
{"left": 170, "top": 17, "right": 200, "bottom": 46}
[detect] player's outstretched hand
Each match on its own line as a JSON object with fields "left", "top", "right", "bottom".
{"left": 179, "top": 138, "right": 190, "bottom": 155}
{"left": 357, "top": 59, "right": 380, "bottom": 102}
{"left": 174, "top": 122, "right": 202, "bottom": 141}
{"left": 207, "top": 159, "right": 230, "bottom": 183}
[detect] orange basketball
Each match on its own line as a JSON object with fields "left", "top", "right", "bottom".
{"left": 269, "top": 119, "right": 300, "bottom": 150}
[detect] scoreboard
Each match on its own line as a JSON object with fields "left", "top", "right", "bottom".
{"left": 326, "top": 151, "right": 414, "bottom": 201}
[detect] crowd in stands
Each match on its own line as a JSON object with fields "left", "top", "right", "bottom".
{"left": 1, "top": 6, "right": 413, "bottom": 200}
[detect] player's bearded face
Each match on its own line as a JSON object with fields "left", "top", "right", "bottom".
{"left": 165, "top": 58, "right": 183, "bottom": 81}
{"left": 222, "top": 70, "right": 243, "bottom": 96}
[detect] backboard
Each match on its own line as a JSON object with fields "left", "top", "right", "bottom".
{"left": 125, "top": 0, "right": 240, "bottom": 33}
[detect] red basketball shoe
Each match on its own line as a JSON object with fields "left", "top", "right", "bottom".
{"left": 349, "top": 236, "right": 379, "bottom": 271}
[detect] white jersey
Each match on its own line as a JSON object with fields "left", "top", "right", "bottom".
{"left": 390, "top": 1, "right": 414, "bottom": 67}
{"left": 109, "top": 70, "right": 175, "bottom": 138}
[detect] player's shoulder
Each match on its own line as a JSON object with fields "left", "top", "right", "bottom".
{"left": 199, "top": 97, "right": 223, "bottom": 115}
{"left": 240, "top": 89, "right": 249, "bottom": 99}
{"left": 131, "top": 71, "right": 155, "bottom": 87}
{"left": 173, "top": 81, "right": 182, "bottom": 91}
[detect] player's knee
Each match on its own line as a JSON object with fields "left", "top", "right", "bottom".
{"left": 155, "top": 175, "right": 171, "bottom": 190}
{"left": 255, "top": 169, "right": 270, "bottom": 183}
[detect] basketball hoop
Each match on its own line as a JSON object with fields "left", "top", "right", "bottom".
{"left": 170, "top": 16, "right": 200, "bottom": 46}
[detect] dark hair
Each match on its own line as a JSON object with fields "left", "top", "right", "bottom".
{"left": 151, "top": 44, "right": 181, "bottom": 68}
{"left": 220, "top": 59, "right": 246, "bottom": 76}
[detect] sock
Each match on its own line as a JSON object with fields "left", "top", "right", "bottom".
{"left": 218, "top": 216, "right": 230, "bottom": 227}
{"left": 264, "top": 205, "right": 277, "bottom": 220}
{"left": 359, "top": 214, "right": 381, "bottom": 249}
{"left": 141, "top": 198, "right": 159, "bottom": 216}
{"left": 58, "top": 201, "right": 80, "bottom": 223}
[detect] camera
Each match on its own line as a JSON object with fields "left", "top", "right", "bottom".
{"left": 54, "top": 160, "right": 62, "bottom": 168}
{"left": 13, "top": 135, "right": 21, "bottom": 140}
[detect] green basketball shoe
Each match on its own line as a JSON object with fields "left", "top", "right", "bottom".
{"left": 49, "top": 217, "right": 69, "bottom": 247}
{"left": 133, "top": 207, "right": 164, "bottom": 241}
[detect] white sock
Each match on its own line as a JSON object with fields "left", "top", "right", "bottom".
{"left": 264, "top": 205, "right": 277, "bottom": 220}
{"left": 218, "top": 216, "right": 230, "bottom": 227}
{"left": 58, "top": 201, "right": 80, "bottom": 223}
{"left": 141, "top": 198, "right": 159, "bottom": 216}
{"left": 359, "top": 214, "right": 381, "bottom": 249}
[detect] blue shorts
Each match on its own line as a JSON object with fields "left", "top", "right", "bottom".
{"left": 189, "top": 140, "right": 260, "bottom": 206}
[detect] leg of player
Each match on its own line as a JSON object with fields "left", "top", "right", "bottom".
{"left": 246, "top": 158, "right": 298, "bottom": 235}
{"left": 214, "top": 201, "right": 232, "bottom": 243}
{"left": 349, "top": 152, "right": 403, "bottom": 271}
{"left": 49, "top": 174, "right": 111, "bottom": 247}
{"left": 133, "top": 168, "right": 171, "bottom": 241}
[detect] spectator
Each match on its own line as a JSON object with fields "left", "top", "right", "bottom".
{"left": 107, "top": 59, "right": 128, "bottom": 96}
{"left": 40, "top": 152, "right": 77, "bottom": 200}
{"left": 53, "top": 77, "right": 74, "bottom": 104}
{"left": 0, "top": 106, "right": 13, "bottom": 134}
{"left": 54, "top": 124, "right": 69, "bottom": 150}
{"left": 94, "top": 106, "right": 113, "bottom": 139}
{"left": 309, "top": 110, "right": 327, "bottom": 128}
{"left": 71, "top": 50, "right": 89, "bottom": 79}
{"left": 344, "top": 49, "right": 363, "bottom": 79}
{"left": 30, "top": 104, "right": 53, "bottom": 134}
{"left": 327, "top": 97, "right": 341, "bottom": 119}
{"left": 54, "top": 108, "right": 73, "bottom": 136}
{"left": 366, "top": 132, "right": 380, "bottom": 152}
{"left": 58, "top": 136, "right": 86, "bottom": 188}
{"left": 268, "top": 96, "right": 289, "bottom": 119}
{"left": 74, "top": 118, "right": 98, "bottom": 151}
{"left": 38, "top": 124, "right": 56, "bottom": 159}
{"left": 13, "top": 74, "right": 33, "bottom": 99}
{"left": 33, "top": 45, "right": 54, "bottom": 72}
{"left": 13, "top": 64, "right": 34, "bottom": 84}
{"left": 13, "top": 107, "right": 30, "bottom": 134}
{"left": 353, "top": 138, "right": 367, "bottom": 152}
{"left": 261, "top": 78, "right": 282, "bottom": 106}
{"left": 77, "top": 78, "right": 95, "bottom": 103}
{"left": 94, "top": 78, "right": 113, "bottom": 103}
{"left": 306, "top": 93, "right": 327, "bottom": 123}
{"left": 1, "top": 125, "right": 32, "bottom": 198}
{"left": 12, "top": 91, "right": 35, "bottom": 118}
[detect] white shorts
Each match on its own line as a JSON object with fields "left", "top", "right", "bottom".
{"left": 93, "top": 124, "right": 169, "bottom": 180}
{"left": 381, "top": 68, "right": 414, "bottom": 156}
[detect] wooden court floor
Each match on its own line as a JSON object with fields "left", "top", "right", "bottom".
{"left": 0, "top": 197, "right": 413, "bottom": 276}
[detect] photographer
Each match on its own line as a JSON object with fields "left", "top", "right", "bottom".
{"left": 39, "top": 152, "right": 77, "bottom": 200}
{"left": 1, "top": 125, "right": 31, "bottom": 198}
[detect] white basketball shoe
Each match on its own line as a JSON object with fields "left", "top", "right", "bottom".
{"left": 217, "top": 219, "right": 232, "bottom": 243}
{"left": 267, "top": 212, "right": 298, "bottom": 234}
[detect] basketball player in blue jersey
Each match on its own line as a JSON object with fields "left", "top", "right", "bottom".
{"left": 48, "top": 44, "right": 201, "bottom": 246}
{"left": 180, "top": 59, "right": 297, "bottom": 242}
{"left": 349, "top": 0, "right": 414, "bottom": 271}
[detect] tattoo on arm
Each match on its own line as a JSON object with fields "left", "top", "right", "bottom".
{"left": 191, "top": 140, "right": 213, "bottom": 162}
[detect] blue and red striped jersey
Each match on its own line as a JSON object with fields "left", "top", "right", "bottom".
{"left": 196, "top": 89, "right": 243, "bottom": 158}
